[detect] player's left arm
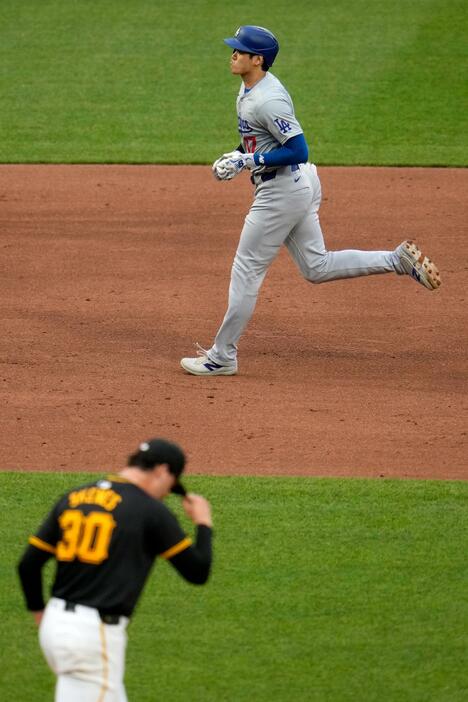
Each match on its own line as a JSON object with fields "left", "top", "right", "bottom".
{"left": 253, "top": 96, "right": 308, "bottom": 167}
{"left": 213, "top": 98, "right": 308, "bottom": 179}
{"left": 17, "top": 504, "right": 61, "bottom": 622}
{"left": 215, "top": 134, "right": 307, "bottom": 178}
{"left": 17, "top": 543, "right": 54, "bottom": 618}
{"left": 254, "top": 133, "right": 308, "bottom": 168}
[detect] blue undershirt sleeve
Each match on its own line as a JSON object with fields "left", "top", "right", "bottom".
{"left": 253, "top": 133, "right": 309, "bottom": 168}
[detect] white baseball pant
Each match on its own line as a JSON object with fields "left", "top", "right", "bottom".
{"left": 39, "top": 598, "right": 129, "bottom": 702}
{"left": 208, "top": 163, "right": 396, "bottom": 365}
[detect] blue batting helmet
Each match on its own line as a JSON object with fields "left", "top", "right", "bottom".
{"left": 224, "top": 26, "right": 279, "bottom": 68}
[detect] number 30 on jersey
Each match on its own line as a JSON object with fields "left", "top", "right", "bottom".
{"left": 57, "top": 510, "right": 116, "bottom": 564}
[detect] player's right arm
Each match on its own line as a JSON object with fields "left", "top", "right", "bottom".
{"left": 182, "top": 493, "right": 212, "bottom": 527}
{"left": 151, "top": 497, "right": 213, "bottom": 585}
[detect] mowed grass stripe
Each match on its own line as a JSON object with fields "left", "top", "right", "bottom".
{"left": 0, "top": 0, "right": 466, "bottom": 164}
{"left": 2, "top": 473, "right": 467, "bottom": 701}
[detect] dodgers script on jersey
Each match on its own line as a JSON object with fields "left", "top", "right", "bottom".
{"left": 237, "top": 72, "right": 303, "bottom": 155}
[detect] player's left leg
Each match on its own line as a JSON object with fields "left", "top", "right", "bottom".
{"left": 53, "top": 619, "right": 128, "bottom": 702}
{"left": 285, "top": 165, "right": 396, "bottom": 281}
{"left": 285, "top": 164, "right": 440, "bottom": 289}
{"left": 56, "top": 677, "right": 127, "bottom": 702}
{"left": 286, "top": 210, "right": 396, "bottom": 282}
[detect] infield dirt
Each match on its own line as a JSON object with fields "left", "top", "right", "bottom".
{"left": 1, "top": 165, "right": 466, "bottom": 479}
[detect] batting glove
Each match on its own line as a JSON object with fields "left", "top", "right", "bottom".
{"left": 212, "top": 151, "right": 259, "bottom": 181}
{"left": 212, "top": 155, "right": 235, "bottom": 181}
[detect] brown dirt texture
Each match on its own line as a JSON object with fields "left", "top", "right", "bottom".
{"left": 0, "top": 165, "right": 466, "bottom": 479}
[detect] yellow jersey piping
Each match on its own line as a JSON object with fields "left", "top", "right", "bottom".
{"left": 97, "top": 621, "right": 110, "bottom": 702}
{"left": 29, "top": 536, "right": 56, "bottom": 554}
{"left": 160, "top": 537, "right": 192, "bottom": 560}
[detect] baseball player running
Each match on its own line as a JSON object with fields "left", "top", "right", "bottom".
{"left": 180, "top": 25, "right": 441, "bottom": 376}
{"left": 17, "top": 438, "right": 213, "bottom": 701}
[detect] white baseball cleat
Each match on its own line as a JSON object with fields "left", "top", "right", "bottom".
{"left": 395, "top": 240, "right": 441, "bottom": 290}
{"left": 180, "top": 344, "right": 237, "bottom": 376}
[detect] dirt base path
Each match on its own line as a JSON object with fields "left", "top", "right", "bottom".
{"left": 0, "top": 165, "right": 466, "bottom": 479}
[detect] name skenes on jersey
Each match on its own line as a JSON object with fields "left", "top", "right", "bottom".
{"left": 28, "top": 476, "right": 191, "bottom": 616}
{"left": 236, "top": 72, "right": 303, "bottom": 154}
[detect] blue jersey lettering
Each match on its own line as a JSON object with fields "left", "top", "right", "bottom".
{"left": 274, "top": 118, "right": 292, "bottom": 135}
{"left": 238, "top": 116, "right": 253, "bottom": 134}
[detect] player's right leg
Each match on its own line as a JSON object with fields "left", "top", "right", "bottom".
{"left": 180, "top": 210, "right": 278, "bottom": 375}
{"left": 181, "top": 185, "right": 312, "bottom": 374}
{"left": 208, "top": 187, "right": 316, "bottom": 366}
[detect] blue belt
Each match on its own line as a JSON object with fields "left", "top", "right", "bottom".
{"left": 251, "top": 169, "right": 277, "bottom": 184}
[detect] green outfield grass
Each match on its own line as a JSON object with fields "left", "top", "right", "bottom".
{"left": 0, "top": 0, "right": 466, "bottom": 165}
{"left": 2, "top": 473, "right": 467, "bottom": 701}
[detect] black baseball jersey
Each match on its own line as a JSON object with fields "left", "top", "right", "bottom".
{"left": 22, "top": 475, "right": 203, "bottom": 617}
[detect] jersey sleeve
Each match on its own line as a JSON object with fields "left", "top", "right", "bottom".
{"left": 147, "top": 503, "right": 192, "bottom": 560}
{"left": 169, "top": 525, "right": 213, "bottom": 584}
{"left": 18, "top": 500, "right": 63, "bottom": 612}
{"left": 28, "top": 501, "right": 63, "bottom": 554}
{"left": 256, "top": 97, "right": 303, "bottom": 145}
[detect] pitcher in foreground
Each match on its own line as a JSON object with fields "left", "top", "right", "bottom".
{"left": 18, "top": 438, "right": 213, "bottom": 701}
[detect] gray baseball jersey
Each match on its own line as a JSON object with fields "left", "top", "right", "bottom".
{"left": 236, "top": 72, "right": 303, "bottom": 155}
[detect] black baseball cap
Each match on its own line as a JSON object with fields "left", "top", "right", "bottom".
{"left": 128, "top": 438, "right": 186, "bottom": 495}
